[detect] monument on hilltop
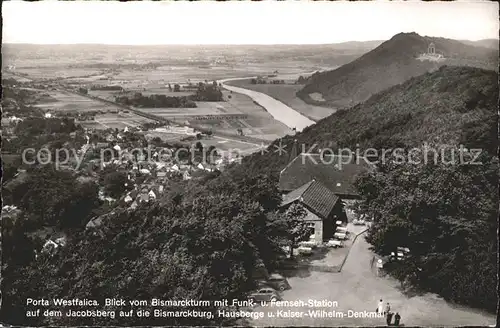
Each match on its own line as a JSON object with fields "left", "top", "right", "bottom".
{"left": 417, "top": 42, "right": 445, "bottom": 62}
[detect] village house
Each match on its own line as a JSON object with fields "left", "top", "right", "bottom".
{"left": 106, "top": 134, "right": 116, "bottom": 142}
{"left": 156, "top": 166, "right": 168, "bottom": 179}
{"left": 279, "top": 153, "right": 373, "bottom": 241}
{"left": 94, "top": 141, "right": 109, "bottom": 149}
{"left": 122, "top": 183, "right": 165, "bottom": 208}
{"left": 170, "top": 164, "right": 180, "bottom": 172}
{"left": 139, "top": 168, "right": 151, "bottom": 175}
{"left": 281, "top": 179, "right": 345, "bottom": 242}
{"left": 86, "top": 211, "right": 115, "bottom": 233}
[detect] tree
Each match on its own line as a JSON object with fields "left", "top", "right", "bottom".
{"left": 195, "top": 141, "right": 204, "bottom": 153}
{"left": 355, "top": 149, "right": 498, "bottom": 312}
{"left": 1, "top": 181, "right": 291, "bottom": 326}
{"left": 59, "top": 182, "right": 101, "bottom": 229}
{"left": 102, "top": 171, "right": 131, "bottom": 199}
{"left": 279, "top": 203, "right": 310, "bottom": 258}
{"left": 11, "top": 166, "right": 93, "bottom": 227}
{"left": 1, "top": 160, "right": 312, "bottom": 325}
{"left": 1, "top": 158, "right": 21, "bottom": 183}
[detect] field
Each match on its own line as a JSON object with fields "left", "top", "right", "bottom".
{"left": 137, "top": 90, "right": 292, "bottom": 141}
{"left": 87, "top": 90, "right": 121, "bottom": 101}
{"left": 108, "top": 63, "right": 316, "bottom": 84}
{"left": 32, "top": 89, "right": 127, "bottom": 112}
{"left": 83, "top": 87, "right": 291, "bottom": 140}
{"left": 78, "top": 111, "right": 155, "bottom": 130}
{"left": 5, "top": 49, "right": 320, "bottom": 144}
{"left": 28, "top": 89, "right": 158, "bottom": 130}
{"left": 88, "top": 88, "right": 195, "bottom": 101}
{"left": 143, "top": 129, "right": 263, "bottom": 155}
{"left": 226, "top": 78, "right": 336, "bottom": 121}
{"left": 2, "top": 72, "right": 33, "bottom": 82}
{"left": 13, "top": 67, "right": 104, "bottom": 80}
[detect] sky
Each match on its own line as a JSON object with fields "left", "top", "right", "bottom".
{"left": 2, "top": 1, "right": 498, "bottom": 45}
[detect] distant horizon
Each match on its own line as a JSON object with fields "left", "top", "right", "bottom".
{"left": 3, "top": 35, "right": 498, "bottom": 47}
{"left": 3, "top": 1, "right": 498, "bottom": 45}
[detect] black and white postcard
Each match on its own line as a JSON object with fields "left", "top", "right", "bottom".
{"left": 1, "top": 1, "right": 498, "bottom": 326}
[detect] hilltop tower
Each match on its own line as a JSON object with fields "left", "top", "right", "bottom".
{"left": 428, "top": 42, "right": 436, "bottom": 55}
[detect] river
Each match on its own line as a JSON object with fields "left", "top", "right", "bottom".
{"left": 220, "top": 77, "right": 315, "bottom": 132}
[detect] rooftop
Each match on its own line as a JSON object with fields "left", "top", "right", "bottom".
{"left": 282, "top": 179, "right": 340, "bottom": 219}
{"left": 279, "top": 153, "right": 373, "bottom": 197}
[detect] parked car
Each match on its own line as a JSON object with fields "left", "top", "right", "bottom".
{"left": 336, "top": 226, "right": 348, "bottom": 233}
{"left": 248, "top": 287, "right": 281, "bottom": 303}
{"left": 334, "top": 232, "right": 348, "bottom": 240}
{"left": 258, "top": 273, "right": 290, "bottom": 291}
{"left": 299, "top": 240, "right": 318, "bottom": 248}
{"left": 327, "top": 239, "right": 344, "bottom": 248}
{"left": 297, "top": 246, "right": 313, "bottom": 255}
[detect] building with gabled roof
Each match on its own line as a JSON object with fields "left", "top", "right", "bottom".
{"left": 281, "top": 179, "right": 346, "bottom": 242}
{"left": 279, "top": 153, "right": 373, "bottom": 199}
{"left": 282, "top": 179, "right": 340, "bottom": 219}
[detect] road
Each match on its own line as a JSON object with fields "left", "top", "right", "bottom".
{"left": 243, "top": 233, "right": 496, "bottom": 327}
{"left": 220, "top": 77, "right": 315, "bottom": 132}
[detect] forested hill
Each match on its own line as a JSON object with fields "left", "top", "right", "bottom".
{"left": 234, "top": 65, "right": 498, "bottom": 314}
{"left": 459, "top": 38, "right": 499, "bottom": 50}
{"left": 297, "top": 32, "right": 498, "bottom": 108}
{"left": 236, "top": 65, "right": 498, "bottom": 177}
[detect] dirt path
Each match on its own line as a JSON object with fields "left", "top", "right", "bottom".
{"left": 244, "top": 232, "right": 495, "bottom": 327}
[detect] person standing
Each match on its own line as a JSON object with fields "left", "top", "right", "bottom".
{"left": 377, "top": 299, "right": 384, "bottom": 314}
{"left": 385, "top": 302, "right": 391, "bottom": 315}
{"left": 386, "top": 311, "right": 393, "bottom": 326}
{"left": 394, "top": 312, "right": 401, "bottom": 326}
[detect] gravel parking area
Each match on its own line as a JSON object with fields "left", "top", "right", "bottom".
{"left": 238, "top": 233, "right": 495, "bottom": 327}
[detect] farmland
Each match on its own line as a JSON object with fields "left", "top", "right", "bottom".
{"left": 4, "top": 44, "right": 346, "bottom": 149}
{"left": 11, "top": 67, "right": 104, "bottom": 80}
{"left": 29, "top": 88, "right": 157, "bottom": 130}
{"left": 90, "top": 111, "right": 155, "bottom": 130}
{"left": 137, "top": 90, "right": 292, "bottom": 141}
{"left": 33, "top": 89, "right": 123, "bottom": 112}
{"left": 84, "top": 82, "right": 292, "bottom": 141}
{"left": 142, "top": 129, "right": 263, "bottom": 155}
{"left": 77, "top": 113, "right": 155, "bottom": 130}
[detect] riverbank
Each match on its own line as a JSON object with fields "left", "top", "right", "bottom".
{"left": 220, "top": 77, "right": 315, "bottom": 132}
{"left": 225, "top": 79, "right": 336, "bottom": 122}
